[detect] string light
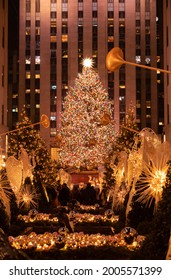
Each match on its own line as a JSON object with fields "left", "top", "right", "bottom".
{"left": 8, "top": 231, "right": 145, "bottom": 252}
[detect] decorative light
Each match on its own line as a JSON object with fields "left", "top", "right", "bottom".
{"left": 8, "top": 231, "right": 145, "bottom": 252}
{"left": 18, "top": 210, "right": 119, "bottom": 225}
{"left": 136, "top": 159, "right": 169, "bottom": 210}
{"left": 82, "top": 58, "right": 93, "bottom": 68}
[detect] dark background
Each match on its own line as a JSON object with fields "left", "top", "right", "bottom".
{"left": 8, "top": 0, "right": 19, "bottom": 52}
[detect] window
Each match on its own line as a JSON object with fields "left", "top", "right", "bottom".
{"left": 62, "top": 25, "right": 68, "bottom": 34}
{"left": 36, "top": 20, "right": 40, "bottom": 26}
{"left": 136, "top": 20, "right": 140, "bottom": 26}
{"left": 145, "top": 0, "right": 150, "bottom": 12}
{"left": 62, "top": 11, "right": 68, "bottom": 18}
{"left": 26, "top": 0, "right": 31, "bottom": 13}
{"left": 108, "top": 11, "right": 114, "bottom": 18}
{"left": 136, "top": 0, "right": 140, "bottom": 12}
{"left": 51, "top": 42, "right": 57, "bottom": 49}
{"left": 51, "top": 35, "right": 57, "bottom": 42}
{"left": 51, "top": 27, "right": 57, "bottom": 35}
{"left": 26, "top": 20, "right": 31, "bottom": 27}
{"left": 26, "top": 56, "right": 31, "bottom": 64}
{"left": 26, "top": 35, "right": 30, "bottom": 49}
{"left": 26, "top": 72, "right": 31, "bottom": 79}
{"left": 119, "top": 11, "right": 125, "bottom": 18}
{"left": 145, "top": 19, "right": 150, "bottom": 26}
{"left": 36, "top": 0, "right": 40, "bottom": 13}
{"left": 35, "top": 35, "right": 40, "bottom": 49}
{"left": 51, "top": 12, "right": 57, "bottom": 18}
{"left": 62, "top": 34, "right": 68, "bottom": 42}
{"left": 35, "top": 74, "right": 40, "bottom": 79}
{"left": 78, "top": 11, "right": 83, "bottom": 18}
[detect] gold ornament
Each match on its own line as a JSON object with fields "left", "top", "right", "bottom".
{"left": 41, "top": 114, "right": 50, "bottom": 128}
{"left": 101, "top": 113, "right": 111, "bottom": 125}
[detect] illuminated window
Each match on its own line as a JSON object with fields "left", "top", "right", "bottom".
{"left": 62, "top": 34, "right": 68, "bottom": 42}
{"left": 12, "top": 108, "right": 18, "bottom": 112}
{"left": 35, "top": 56, "right": 40, "bottom": 64}
{"left": 159, "top": 121, "right": 163, "bottom": 126}
{"left": 26, "top": 57, "right": 31, "bottom": 64}
{"left": 136, "top": 56, "right": 141, "bottom": 63}
{"left": 51, "top": 35, "right": 56, "bottom": 42}
{"left": 35, "top": 74, "right": 40, "bottom": 79}
{"left": 26, "top": 72, "right": 31, "bottom": 79}
{"left": 146, "top": 101, "right": 151, "bottom": 108}
{"left": 50, "top": 116, "right": 56, "bottom": 121}
{"left": 26, "top": 28, "right": 30, "bottom": 35}
{"left": 36, "top": 28, "right": 40, "bottom": 35}
{"left": 12, "top": 94, "right": 18, "bottom": 98}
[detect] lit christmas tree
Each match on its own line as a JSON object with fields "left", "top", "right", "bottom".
{"left": 58, "top": 59, "right": 116, "bottom": 170}
{"left": 7, "top": 108, "right": 58, "bottom": 195}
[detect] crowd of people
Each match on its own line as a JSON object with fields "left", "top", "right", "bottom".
{"left": 45, "top": 182, "right": 109, "bottom": 232}
{"left": 47, "top": 182, "right": 108, "bottom": 209}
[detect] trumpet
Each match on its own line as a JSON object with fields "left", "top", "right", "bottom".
{"left": 106, "top": 47, "right": 171, "bottom": 74}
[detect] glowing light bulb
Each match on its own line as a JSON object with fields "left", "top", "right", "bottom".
{"left": 82, "top": 58, "right": 93, "bottom": 68}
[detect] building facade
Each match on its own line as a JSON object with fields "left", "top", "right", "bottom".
{"left": 11, "top": 0, "right": 163, "bottom": 150}
{"left": 163, "top": 0, "right": 171, "bottom": 142}
{"left": 0, "top": 0, "right": 8, "bottom": 153}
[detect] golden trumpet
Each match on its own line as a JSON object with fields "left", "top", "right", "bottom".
{"left": 0, "top": 114, "right": 50, "bottom": 137}
{"left": 106, "top": 47, "right": 171, "bottom": 74}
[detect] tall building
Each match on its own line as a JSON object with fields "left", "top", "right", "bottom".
{"left": 0, "top": 0, "right": 8, "bottom": 152}
{"left": 163, "top": 0, "right": 171, "bottom": 143}
{"left": 12, "top": 0, "right": 163, "bottom": 151}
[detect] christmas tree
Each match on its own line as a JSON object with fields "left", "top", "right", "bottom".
{"left": 58, "top": 59, "right": 116, "bottom": 170}
{"left": 7, "top": 108, "right": 58, "bottom": 206}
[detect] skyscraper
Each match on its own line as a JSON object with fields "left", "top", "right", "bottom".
{"left": 163, "top": 0, "right": 171, "bottom": 143}
{"left": 13, "top": 0, "right": 163, "bottom": 151}
{"left": 0, "top": 0, "right": 8, "bottom": 152}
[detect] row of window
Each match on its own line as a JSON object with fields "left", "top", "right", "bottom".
{"left": 23, "top": 0, "right": 155, "bottom": 134}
